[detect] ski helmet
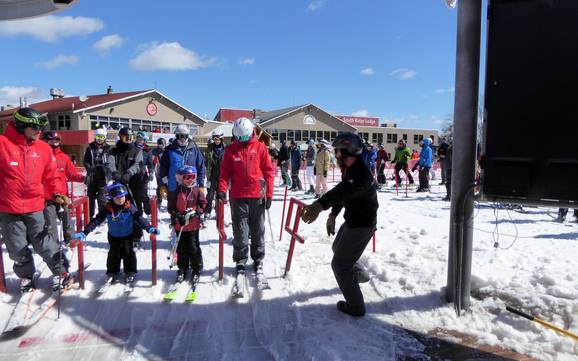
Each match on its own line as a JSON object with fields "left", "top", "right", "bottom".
{"left": 211, "top": 129, "right": 224, "bottom": 139}
{"left": 332, "top": 132, "right": 363, "bottom": 156}
{"left": 118, "top": 127, "right": 134, "bottom": 142}
{"left": 106, "top": 183, "right": 128, "bottom": 200}
{"left": 232, "top": 117, "right": 253, "bottom": 142}
{"left": 95, "top": 128, "right": 107, "bottom": 140}
{"left": 136, "top": 131, "right": 149, "bottom": 141}
{"left": 176, "top": 166, "right": 197, "bottom": 187}
{"left": 13, "top": 108, "right": 48, "bottom": 132}
{"left": 42, "top": 130, "right": 60, "bottom": 142}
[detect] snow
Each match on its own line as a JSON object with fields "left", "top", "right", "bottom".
{"left": 1, "top": 177, "right": 577, "bottom": 360}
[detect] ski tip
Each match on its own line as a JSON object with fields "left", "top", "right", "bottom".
{"left": 185, "top": 292, "right": 197, "bottom": 302}
{"left": 1, "top": 325, "right": 30, "bottom": 341}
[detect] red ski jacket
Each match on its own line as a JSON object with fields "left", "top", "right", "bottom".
{"left": 174, "top": 185, "right": 207, "bottom": 232}
{"left": 0, "top": 122, "right": 58, "bottom": 214}
{"left": 218, "top": 136, "right": 274, "bottom": 200}
{"left": 44, "top": 147, "right": 85, "bottom": 200}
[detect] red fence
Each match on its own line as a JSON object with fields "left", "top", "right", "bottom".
{"left": 283, "top": 197, "right": 306, "bottom": 276}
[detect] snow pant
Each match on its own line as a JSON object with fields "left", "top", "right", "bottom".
{"left": 306, "top": 166, "right": 315, "bottom": 187}
{"left": 43, "top": 200, "right": 74, "bottom": 244}
{"left": 176, "top": 230, "right": 203, "bottom": 274}
{"left": 377, "top": 163, "right": 387, "bottom": 185}
{"left": 394, "top": 163, "right": 414, "bottom": 184}
{"left": 290, "top": 167, "right": 303, "bottom": 190}
{"left": 205, "top": 174, "right": 219, "bottom": 215}
{"left": 230, "top": 198, "right": 265, "bottom": 267}
{"left": 130, "top": 181, "right": 151, "bottom": 216}
{"left": 440, "top": 159, "right": 448, "bottom": 183}
{"left": 107, "top": 234, "right": 137, "bottom": 275}
{"left": 315, "top": 175, "right": 328, "bottom": 196}
{"left": 0, "top": 211, "right": 66, "bottom": 278}
{"left": 418, "top": 167, "right": 431, "bottom": 190}
{"left": 280, "top": 163, "right": 291, "bottom": 186}
{"left": 87, "top": 182, "right": 107, "bottom": 219}
{"left": 331, "top": 223, "right": 374, "bottom": 315}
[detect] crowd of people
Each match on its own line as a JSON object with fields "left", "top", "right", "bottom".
{"left": 0, "top": 107, "right": 453, "bottom": 317}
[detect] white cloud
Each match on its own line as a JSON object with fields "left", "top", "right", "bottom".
{"left": 0, "top": 15, "right": 103, "bottom": 42}
{"left": 240, "top": 57, "right": 255, "bottom": 66}
{"left": 307, "top": 0, "right": 327, "bottom": 11}
{"left": 38, "top": 55, "right": 79, "bottom": 69}
{"left": 0, "top": 86, "right": 42, "bottom": 106}
{"left": 352, "top": 110, "right": 369, "bottom": 117}
{"left": 431, "top": 115, "right": 445, "bottom": 125}
{"left": 93, "top": 34, "right": 124, "bottom": 55}
{"left": 435, "top": 86, "right": 455, "bottom": 94}
{"left": 360, "top": 67, "right": 375, "bottom": 76}
{"left": 129, "top": 42, "right": 217, "bottom": 71}
{"left": 408, "top": 114, "right": 419, "bottom": 121}
{"left": 389, "top": 68, "right": 417, "bottom": 80}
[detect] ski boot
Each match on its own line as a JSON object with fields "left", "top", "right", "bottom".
{"left": 52, "top": 272, "right": 71, "bottom": 291}
{"left": 176, "top": 270, "right": 186, "bottom": 283}
{"left": 125, "top": 272, "right": 136, "bottom": 284}
{"left": 20, "top": 277, "right": 35, "bottom": 293}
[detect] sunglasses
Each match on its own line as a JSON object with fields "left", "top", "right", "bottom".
{"left": 175, "top": 134, "right": 188, "bottom": 140}
{"left": 182, "top": 174, "right": 197, "bottom": 182}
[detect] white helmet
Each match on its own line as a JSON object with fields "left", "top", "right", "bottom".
{"left": 211, "top": 129, "right": 224, "bottom": 139}
{"left": 95, "top": 128, "right": 107, "bottom": 137}
{"left": 232, "top": 117, "right": 254, "bottom": 142}
{"left": 270, "top": 143, "right": 276, "bottom": 149}
{"left": 320, "top": 139, "right": 329, "bottom": 146}
{"left": 175, "top": 124, "right": 190, "bottom": 136}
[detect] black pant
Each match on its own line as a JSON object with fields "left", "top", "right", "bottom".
{"left": 331, "top": 224, "right": 374, "bottom": 315}
{"left": 155, "top": 179, "right": 164, "bottom": 210}
{"left": 440, "top": 159, "right": 448, "bottom": 183}
{"left": 205, "top": 175, "right": 219, "bottom": 214}
{"left": 290, "top": 169, "right": 302, "bottom": 190}
{"left": 107, "top": 234, "right": 137, "bottom": 275}
{"left": 177, "top": 230, "right": 203, "bottom": 273}
{"left": 394, "top": 163, "right": 414, "bottom": 184}
{"left": 418, "top": 167, "right": 430, "bottom": 190}
{"left": 87, "top": 182, "right": 107, "bottom": 219}
{"left": 130, "top": 181, "right": 151, "bottom": 215}
{"left": 377, "top": 163, "right": 387, "bottom": 184}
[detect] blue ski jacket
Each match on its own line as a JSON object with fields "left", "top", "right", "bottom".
{"left": 418, "top": 138, "right": 433, "bottom": 168}
{"left": 159, "top": 140, "right": 206, "bottom": 192}
{"left": 83, "top": 201, "right": 151, "bottom": 238}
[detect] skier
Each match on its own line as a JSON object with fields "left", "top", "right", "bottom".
{"left": 438, "top": 138, "right": 450, "bottom": 185}
{"left": 0, "top": 108, "right": 70, "bottom": 291}
{"left": 42, "top": 131, "right": 85, "bottom": 246}
{"left": 72, "top": 183, "right": 159, "bottom": 284}
{"left": 277, "top": 139, "right": 291, "bottom": 187}
{"left": 217, "top": 117, "right": 274, "bottom": 277}
{"left": 301, "top": 132, "right": 378, "bottom": 317}
{"left": 305, "top": 140, "right": 316, "bottom": 194}
{"left": 151, "top": 138, "right": 167, "bottom": 210}
{"left": 391, "top": 139, "right": 413, "bottom": 185}
{"left": 131, "top": 131, "right": 154, "bottom": 216}
{"left": 376, "top": 144, "right": 390, "bottom": 186}
{"left": 172, "top": 166, "right": 207, "bottom": 282}
{"left": 314, "top": 139, "right": 331, "bottom": 198}
{"left": 289, "top": 140, "right": 303, "bottom": 191}
{"left": 443, "top": 143, "right": 453, "bottom": 201}
{"left": 159, "top": 124, "right": 206, "bottom": 222}
{"left": 204, "top": 129, "right": 225, "bottom": 218}
{"left": 411, "top": 137, "right": 433, "bottom": 192}
{"left": 84, "top": 128, "right": 115, "bottom": 219}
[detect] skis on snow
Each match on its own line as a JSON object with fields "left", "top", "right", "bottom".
{"left": 164, "top": 274, "right": 199, "bottom": 303}
{"left": 231, "top": 269, "right": 270, "bottom": 299}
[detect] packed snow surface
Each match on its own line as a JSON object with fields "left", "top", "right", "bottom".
{"left": 1, "top": 179, "right": 577, "bottom": 360}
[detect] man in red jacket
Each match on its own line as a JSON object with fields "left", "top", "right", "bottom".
{"left": 0, "top": 108, "right": 70, "bottom": 292}
{"left": 42, "top": 130, "right": 85, "bottom": 246}
{"left": 217, "top": 118, "right": 274, "bottom": 276}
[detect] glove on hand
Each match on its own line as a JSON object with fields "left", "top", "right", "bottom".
{"left": 301, "top": 201, "right": 324, "bottom": 224}
{"left": 265, "top": 198, "right": 272, "bottom": 210}
{"left": 121, "top": 172, "right": 131, "bottom": 184}
{"left": 147, "top": 227, "right": 160, "bottom": 235}
{"left": 161, "top": 176, "right": 168, "bottom": 185}
{"left": 326, "top": 214, "right": 336, "bottom": 236}
{"left": 54, "top": 193, "right": 71, "bottom": 206}
{"left": 159, "top": 186, "right": 168, "bottom": 199}
{"left": 199, "top": 187, "right": 206, "bottom": 195}
{"left": 217, "top": 191, "right": 228, "bottom": 203}
{"left": 73, "top": 232, "right": 86, "bottom": 241}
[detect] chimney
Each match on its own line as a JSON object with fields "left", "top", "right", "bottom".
{"left": 107, "top": 85, "right": 113, "bottom": 94}
{"left": 50, "top": 88, "right": 65, "bottom": 99}
{"left": 253, "top": 109, "right": 264, "bottom": 119}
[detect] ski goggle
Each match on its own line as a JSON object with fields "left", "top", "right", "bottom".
{"left": 182, "top": 174, "right": 196, "bottom": 181}
{"left": 14, "top": 112, "right": 49, "bottom": 129}
{"left": 175, "top": 133, "right": 188, "bottom": 140}
{"left": 95, "top": 134, "right": 106, "bottom": 141}
{"left": 237, "top": 134, "right": 251, "bottom": 142}
{"left": 120, "top": 134, "right": 135, "bottom": 142}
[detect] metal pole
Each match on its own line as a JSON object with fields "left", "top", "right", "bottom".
{"left": 446, "top": 0, "right": 482, "bottom": 313}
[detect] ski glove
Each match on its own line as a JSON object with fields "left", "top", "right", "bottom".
{"left": 326, "top": 214, "right": 336, "bottom": 236}
{"left": 161, "top": 176, "right": 168, "bottom": 185}
{"left": 301, "top": 201, "right": 324, "bottom": 224}
{"left": 217, "top": 191, "right": 228, "bottom": 203}
{"left": 54, "top": 193, "right": 71, "bottom": 206}
{"left": 265, "top": 198, "right": 272, "bottom": 210}
{"left": 73, "top": 232, "right": 86, "bottom": 241}
{"left": 147, "top": 227, "right": 160, "bottom": 235}
{"left": 199, "top": 187, "right": 206, "bottom": 195}
{"left": 159, "top": 186, "right": 168, "bottom": 199}
{"left": 121, "top": 172, "right": 132, "bottom": 184}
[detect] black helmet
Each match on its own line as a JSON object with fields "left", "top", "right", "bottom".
{"left": 157, "top": 138, "right": 166, "bottom": 145}
{"left": 118, "top": 127, "right": 133, "bottom": 137}
{"left": 332, "top": 132, "right": 363, "bottom": 156}
{"left": 14, "top": 108, "right": 48, "bottom": 131}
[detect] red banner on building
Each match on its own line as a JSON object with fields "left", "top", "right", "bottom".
{"left": 336, "top": 115, "right": 379, "bottom": 127}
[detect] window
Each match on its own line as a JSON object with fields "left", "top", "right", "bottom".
{"left": 302, "top": 130, "right": 309, "bottom": 140}
{"left": 330, "top": 131, "right": 337, "bottom": 141}
{"left": 295, "top": 130, "right": 302, "bottom": 142}
{"left": 387, "top": 133, "right": 397, "bottom": 144}
{"left": 58, "top": 115, "right": 64, "bottom": 129}
{"left": 271, "top": 129, "right": 279, "bottom": 140}
{"left": 316, "top": 130, "right": 323, "bottom": 141}
{"left": 402, "top": 134, "right": 408, "bottom": 141}
{"left": 287, "top": 129, "right": 294, "bottom": 142}
{"left": 358, "top": 132, "right": 369, "bottom": 142}
{"left": 324, "top": 131, "right": 330, "bottom": 141}
{"left": 279, "top": 130, "right": 287, "bottom": 142}
{"left": 413, "top": 134, "right": 423, "bottom": 144}
{"left": 376, "top": 133, "right": 383, "bottom": 145}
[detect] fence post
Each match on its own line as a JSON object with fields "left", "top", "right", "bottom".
{"left": 217, "top": 200, "right": 225, "bottom": 281}
{"left": 284, "top": 201, "right": 296, "bottom": 275}
{"left": 372, "top": 232, "right": 376, "bottom": 253}
{"left": 83, "top": 197, "right": 89, "bottom": 225}
{"left": 77, "top": 240, "right": 85, "bottom": 289}
{"left": 150, "top": 197, "right": 158, "bottom": 286}
{"left": 279, "top": 186, "right": 288, "bottom": 242}
{"left": 0, "top": 238, "right": 6, "bottom": 293}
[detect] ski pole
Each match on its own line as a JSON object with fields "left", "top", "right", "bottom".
{"left": 168, "top": 226, "right": 185, "bottom": 269}
{"left": 56, "top": 206, "right": 64, "bottom": 320}
{"left": 506, "top": 306, "right": 578, "bottom": 341}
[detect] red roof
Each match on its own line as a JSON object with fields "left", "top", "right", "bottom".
{"left": 0, "top": 90, "right": 151, "bottom": 118}
{"left": 214, "top": 108, "right": 254, "bottom": 123}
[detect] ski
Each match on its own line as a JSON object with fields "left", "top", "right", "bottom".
{"left": 255, "top": 270, "right": 270, "bottom": 290}
{"left": 124, "top": 278, "right": 136, "bottom": 295}
{"left": 231, "top": 272, "right": 245, "bottom": 298}
{"left": 1, "top": 271, "right": 43, "bottom": 335}
{"left": 185, "top": 274, "right": 199, "bottom": 302}
{"left": 92, "top": 275, "right": 116, "bottom": 297}
{"left": 163, "top": 281, "right": 183, "bottom": 302}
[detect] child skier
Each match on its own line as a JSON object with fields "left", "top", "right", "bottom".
{"left": 172, "top": 166, "right": 207, "bottom": 283}
{"left": 73, "top": 183, "right": 159, "bottom": 284}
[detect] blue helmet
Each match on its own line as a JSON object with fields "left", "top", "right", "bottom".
{"left": 106, "top": 183, "right": 128, "bottom": 200}
{"left": 176, "top": 166, "right": 197, "bottom": 186}
{"left": 177, "top": 166, "right": 197, "bottom": 176}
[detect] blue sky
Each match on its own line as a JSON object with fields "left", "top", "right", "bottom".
{"left": 0, "top": 0, "right": 471, "bottom": 130}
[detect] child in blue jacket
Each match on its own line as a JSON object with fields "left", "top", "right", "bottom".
{"left": 73, "top": 183, "right": 159, "bottom": 283}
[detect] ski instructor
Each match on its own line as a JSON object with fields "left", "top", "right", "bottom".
{"left": 0, "top": 108, "right": 70, "bottom": 292}
{"left": 217, "top": 117, "right": 274, "bottom": 276}
{"left": 301, "top": 132, "right": 378, "bottom": 317}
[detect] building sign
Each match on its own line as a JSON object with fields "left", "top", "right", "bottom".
{"left": 303, "top": 114, "right": 317, "bottom": 125}
{"left": 336, "top": 115, "right": 379, "bottom": 127}
{"left": 146, "top": 102, "right": 158, "bottom": 116}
